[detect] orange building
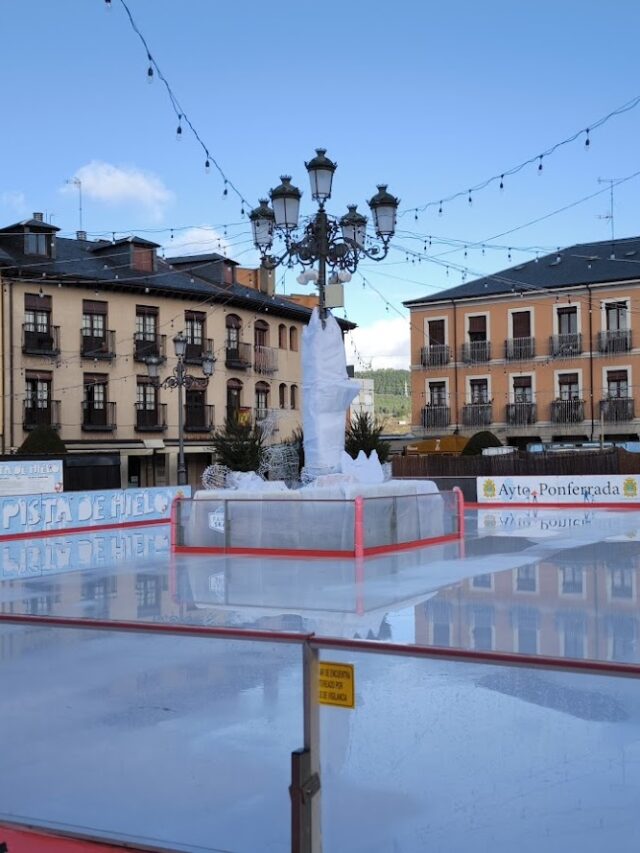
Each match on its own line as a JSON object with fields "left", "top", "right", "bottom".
{"left": 404, "top": 237, "right": 640, "bottom": 446}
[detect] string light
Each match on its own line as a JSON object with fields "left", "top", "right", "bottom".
{"left": 499, "top": 175, "right": 504, "bottom": 190}
{"left": 176, "top": 116, "right": 183, "bottom": 141}
{"left": 585, "top": 128, "right": 590, "bottom": 148}
{"left": 146, "top": 54, "right": 154, "bottom": 84}
{"left": 205, "top": 159, "right": 210, "bottom": 174}
{"left": 538, "top": 155, "right": 544, "bottom": 173}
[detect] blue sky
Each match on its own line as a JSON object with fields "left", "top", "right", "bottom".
{"left": 3, "top": 0, "right": 640, "bottom": 368}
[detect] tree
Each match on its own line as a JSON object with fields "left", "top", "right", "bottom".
{"left": 17, "top": 424, "right": 67, "bottom": 456}
{"left": 460, "top": 430, "right": 502, "bottom": 456}
{"left": 345, "top": 412, "right": 391, "bottom": 464}
{"left": 210, "top": 417, "right": 265, "bottom": 472}
{"left": 285, "top": 426, "right": 305, "bottom": 477}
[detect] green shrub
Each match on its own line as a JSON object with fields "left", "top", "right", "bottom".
{"left": 17, "top": 425, "right": 67, "bottom": 456}
{"left": 345, "top": 412, "right": 391, "bottom": 464}
{"left": 211, "top": 417, "right": 265, "bottom": 472}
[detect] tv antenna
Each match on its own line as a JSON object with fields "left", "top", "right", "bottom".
{"left": 66, "top": 177, "right": 83, "bottom": 232}
{"left": 597, "top": 177, "right": 620, "bottom": 242}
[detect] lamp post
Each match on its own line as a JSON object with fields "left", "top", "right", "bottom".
{"left": 147, "top": 332, "right": 215, "bottom": 486}
{"left": 249, "top": 149, "right": 399, "bottom": 324}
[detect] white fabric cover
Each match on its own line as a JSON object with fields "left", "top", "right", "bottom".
{"left": 302, "top": 309, "right": 359, "bottom": 476}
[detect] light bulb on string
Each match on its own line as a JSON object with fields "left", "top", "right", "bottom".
{"left": 146, "top": 54, "right": 154, "bottom": 84}
{"left": 585, "top": 128, "right": 590, "bottom": 149}
{"left": 205, "top": 159, "right": 211, "bottom": 174}
{"left": 438, "top": 201, "right": 443, "bottom": 216}
{"left": 223, "top": 180, "right": 228, "bottom": 197}
{"left": 468, "top": 190, "right": 473, "bottom": 205}
{"left": 176, "top": 116, "right": 183, "bottom": 141}
{"left": 104, "top": 0, "right": 111, "bottom": 8}
{"left": 538, "top": 155, "right": 544, "bottom": 173}
{"left": 499, "top": 175, "right": 504, "bottom": 191}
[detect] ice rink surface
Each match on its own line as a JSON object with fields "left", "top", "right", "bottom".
{"left": 1, "top": 507, "right": 640, "bottom": 851}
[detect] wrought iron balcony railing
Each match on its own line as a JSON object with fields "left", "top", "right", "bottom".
{"left": 22, "top": 324, "right": 60, "bottom": 356}
{"left": 420, "top": 344, "right": 450, "bottom": 368}
{"left": 82, "top": 401, "right": 116, "bottom": 431}
{"left": 506, "top": 402, "right": 537, "bottom": 426}
{"left": 134, "top": 402, "right": 167, "bottom": 431}
{"left": 462, "top": 402, "right": 492, "bottom": 427}
{"left": 254, "top": 345, "right": 279, "bottom": 375}
{"left": 225, "top": 342, "right": 253, "bottom": 370}
{"left": 598, "top": 329, "right": 632, "bottom": 354}
{"left": 421, "top": 405, "right": 450, "bottom": 429}
{"left": 184, "top": 403, "right": 215, "bottom": 432}
{"left": 134, "top": 333, "right": 167, "bottom": 363}
{"left": 23, "top": 400, "right": 61, "bottom": 430}
{"left": 551, "top": 399, "right": 585, "bottom": 424}
{"left": 184, "top": 338, "right": 214, "bottom": 365}
{"left": 549, "top": 333, "right": 582, "bottom": 358}
{"left": 461, "top": 340, "right": 491, "bottom": 363}
{"left": 505, "top": 337, "right": 535, "bottom": 360}
{"left": 600, "top": 397, "right": 635, "bottom": 423}
{"left": 81, "top": 330, "right": 116, "bottom": 360}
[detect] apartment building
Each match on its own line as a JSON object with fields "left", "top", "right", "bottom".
{"left": 0, "top": 213, "right": 353, "bottom": 486}
{"left": 404, "top": 236, "right": 640, "bottom": 446}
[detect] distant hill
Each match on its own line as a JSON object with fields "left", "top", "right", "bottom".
{"left": 355, "top": 369, "right": 411, "bottom": 431}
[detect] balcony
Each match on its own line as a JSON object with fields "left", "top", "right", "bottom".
{"left": 505, "top": 337, "right": 535, "bottom": 361}
{"left": 225, "top": 342, "right": 253, "bottom": 370}
{"left": 82, "top": 401, "right": 116, "bottom": 432}
{"left": 461, "top": 340, "right": 491, "bottom": 363}
{"left": 134, "top": 403, "right": 167, "bottom": 432}
{"left": 23, "top": 400, "right": 61, "bottom": 431}
{"left": 462, "top": 402, "right": 492, "bottom": 427}
{"left": 134, "top": 333, "right": 167, "bottom": 363}
{"left": 421, "top": 405, "right": 450, "bottom": 429}
{"left": 506, "top": 402, "right": 537, "bottom": 426}
{"left": 549, "top": 333, "right": 582, "bottom": 358}
{"left": 184, "top": 403, "right": 215, "bottom": 433}
{"left": 420, "top": 344, "right": 450, "bottom": 368}
{"left": 254, "top": 345, "right": 279, "bottom": 375}
{"left": 598, "top": 329, "right": 632, "bottom": 354}
{"left": 551, "top": 399, "right": 585, "bottom": 424}
{"left": 22, "top": 324, "right": 60, "bottom": 356}
{"left": 80, "top": 330, "right": 116, "bottom": 360}
{"left": 184, "top": 338, "right": 214, "bottom": 366}
{"left": 600, "top": 397, "right": 635, "bottom": 423}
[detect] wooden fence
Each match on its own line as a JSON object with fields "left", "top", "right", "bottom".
{"left": 392, "top": 448, "right": 640, "bottom": 479}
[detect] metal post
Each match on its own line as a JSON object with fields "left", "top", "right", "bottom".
{"left": 176, "top": 358, "right": 187, "bottom": 486}
{"left": 291, "top": 642, "right": 322, "bottom": 853}
{"left": 316, "top": 206, "right": 328, "bottom": 325}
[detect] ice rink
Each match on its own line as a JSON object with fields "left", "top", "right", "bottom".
{"left": 1, "top": 506, "right": 640, "bottom": 852}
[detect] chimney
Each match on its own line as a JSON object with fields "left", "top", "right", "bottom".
{"left": 33, "top": 212, "right": 44, "bottom": 222}
{"left": 76, "top": 230, "right": 88, "bottom": 241}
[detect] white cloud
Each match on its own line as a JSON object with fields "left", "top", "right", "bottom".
{"left": 62, "top": 161, "right": 173, "bottom": 221}
{"left": 345, "top": 316, "right": 410, "bottom": 370}
{"left": 165, "top": 225, "right": 232, "bottom": 258}
{"left": 1, "top": 191, "right": 28, "bottom": 217}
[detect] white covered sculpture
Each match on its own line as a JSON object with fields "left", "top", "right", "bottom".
{"left": 302, "top": 308, "right": 360, "bottom": 478}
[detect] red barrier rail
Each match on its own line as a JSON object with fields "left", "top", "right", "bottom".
{"left": 1, "top": 611, "right": 639, "bottom": 679}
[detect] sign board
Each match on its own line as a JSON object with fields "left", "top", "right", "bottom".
{"left": 0, "top": 824, "right": 133, "bottom": 851}
{"left": 318, "top": 661, "right": 355, "bottom": 709}
{"left": 0, "top": 460, "right": 63, "bottom": 496}
{"left": 477, "top": 475, "right": 640, "bottom": 505}
{"left": 0, "top": 486, "right": 190, "bottom": 537}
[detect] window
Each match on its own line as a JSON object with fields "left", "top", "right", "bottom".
{"left": 279, "top": 324, "right": 287, "bottom": 349}
{"left": 516, "top": 564, "right": 537, "bottom": 592}
{"left": 136, "top": 574, "right": 161, "bottom": 616}
{"left": 82, "top": 299, "right": 107, "bottom": 340}
{"left": 289, "top": 326, "right": 298, "bottom": 352}
{"left": 279, "top": 383, "right": 287, "bottom": 409}
{"left": 255, "top": 382, "right": 269, "bottom": 419}
{"left": 290, "top": 384, "right": 298, "bottom": 410}
{"left": 136, "top": 306, "right": 157, "bottom": 340}
{"left": 557, "top": 306, "right": 577, "bottom": 335}
{"left": 561, "top": 613, "right": 585, "bottom": 659}
{"left": 468, "top": 315, "right": 487, "bottom": 342}
{"left": 25, "top": 376, "right": 51, "bottom": 409}
{"left": 25, "top": 293, "right": 51, "bottom": 333}
{"left": 513, "top": 376, "right": 533, "bottom": 403}
{"left": 606, "top": 301, "right": 628, "bottom": 331}
{"left": 472, "top": 573, "right": 492, "bottom": 589}
{"left": 558, "top": 373, "right": 580, "bottom": 400}
{"left": 471, "top": 606, "right": 494, "bottom": 651}
{"left": 185, "top": 311, "right": 204, "bottom": 346}
{"left": 132, "top": 246, "right": 155, "bottom": 273}
{"left": 561, "top": 566, "right": 583, "bottom": 595}
{"left": 254, "top": 320, "right": 269, "bottom": 348}
{"left": 610, "top": 567, "right": 633, "bottom": 599}
{"left": 470, "top": 378, "right": 489, "bottom": 404}
{"left": 428, "top": 318, "right": 445, "bottom": 346}
{"left": 511, "top": 310, "right": 531, "bottom": 338}
{"left": 136, "top": 380, "right": 157, "bottom": 410}
{"left": 609, "top": 617, "right": 636, "bottom": 662}
{"left": 514, "top": 608, "right": 539, "bottom": 654}
{"left": 227, "top": 378, "right": 243, "bottom": 415}
{"left": 24, "top": 231, "right": 49, "bottom": 256}
{"left": 84, "top": 374, "right": 107, "bottom": 409}
{"left": 607, "top": 369, "right": 629, "bottom": 398}
{"left": 427, "top": 600, "right": 451, "bottom": 647}
{"left": 185, "top": 389, "right": 206, "bottom": 428}
{"left": 226, "top": 314, "right": 241, "bottom": 350}
{"left": 429, "top": 381, "right": 447, "bottom": 406}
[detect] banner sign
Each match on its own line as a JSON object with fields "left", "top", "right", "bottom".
{"left": 477, "top": 475, "right": 640, "bottom": 505}
{"left": 0, "top": 486, "right": 190, "bottom": 538}
{"left": 0, "top": 460, "right": 63, "bottom": 496}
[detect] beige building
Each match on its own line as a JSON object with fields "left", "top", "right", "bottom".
{"left": 0, "top": 213, "right": 354, "bottom": 487}
{"left": 404, "top": 236, "right": 640, "bottom": 447}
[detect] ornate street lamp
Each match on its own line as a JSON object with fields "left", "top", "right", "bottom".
{"left": 147, "top": 333, "right": 216, "bottom": 486}
{"left": 250, "top": 148, "right": 399, "bottom": 323}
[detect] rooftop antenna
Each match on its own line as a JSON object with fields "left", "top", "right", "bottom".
{"left": 597, "top": 177, "right": 619, "bottom": 243}
{"left": 66, "top": 177, "right": 83, "bottom": 232}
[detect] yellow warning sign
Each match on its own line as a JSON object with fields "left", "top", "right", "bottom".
{"left": 317, "top": 661, "right": 355, "bottom": 709}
